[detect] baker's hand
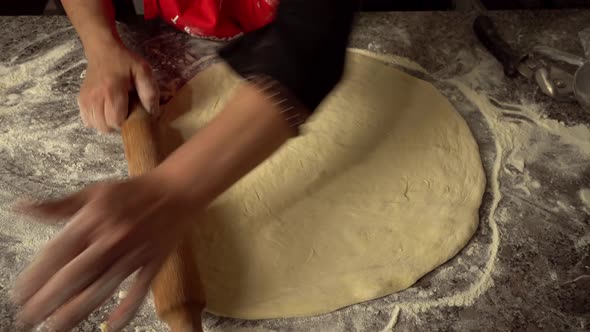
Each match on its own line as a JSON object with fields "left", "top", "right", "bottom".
{"left": 12, "top": 173, "right": 196, "bottom": 331}
{"left": 80, "top": 43, "right": 159, "bottom": 133}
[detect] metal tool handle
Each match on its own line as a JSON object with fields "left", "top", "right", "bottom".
{"left": 473, "top": 15, "right": 524, "bottom": 78}
{"left": 532, "top": 45, "right": 585, "bottom": 67}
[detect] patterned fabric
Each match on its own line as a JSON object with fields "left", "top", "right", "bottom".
{"left": 144, "top": 0, "right": 278, "bottom": 39}
{"left": 144, "top": 0, "right": 356, "bottom": 123}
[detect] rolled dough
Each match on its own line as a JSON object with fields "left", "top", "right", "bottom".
{"left": 162, "top": 51, "right": 486, "bottom": 319}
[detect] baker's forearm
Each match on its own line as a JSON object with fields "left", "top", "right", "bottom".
{"left": 62, "top": 0, "right": 121, "bottom": 59}
{"left": 156, "top": 83, "right": 296, "bottom": 204}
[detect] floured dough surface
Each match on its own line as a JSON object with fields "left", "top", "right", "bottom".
{"left": 162, "top": 51, "right": 486, "bottom": 320}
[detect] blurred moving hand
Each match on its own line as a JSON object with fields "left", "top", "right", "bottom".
{"left": 13, "top": 174, "right": 195, "bottom": 331}
{"left": 13, "top": 82, "right": 296, "bottom": 331}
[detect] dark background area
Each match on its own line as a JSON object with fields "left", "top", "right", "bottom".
{"left": 1, "top": 0, "right": 589, "bottom": 16}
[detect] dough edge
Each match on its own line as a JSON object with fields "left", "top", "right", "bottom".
{"left": 163, "top": 49, "right": 486, "bottom": 320}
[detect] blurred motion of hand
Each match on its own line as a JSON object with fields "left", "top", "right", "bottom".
{"left": 12, "top": 172, "right": 197, "bottom": 331}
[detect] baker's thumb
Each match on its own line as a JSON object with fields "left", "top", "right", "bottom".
{"left": 132, "top": 61, "right": 160, "bottom": 116}
{"left": 12, "top": 190, "right": 89, "bottom": 223}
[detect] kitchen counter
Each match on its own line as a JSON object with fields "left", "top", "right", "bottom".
{"left": 0, "top": 11, "right": 588, "bottom": 332}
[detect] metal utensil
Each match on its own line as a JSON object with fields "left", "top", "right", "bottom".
{"left": 573, "top": 62, "right": 590, "bottom": 111}
{"left": 533, "top": 45, "right": 590, "bottom": 111}
{"left": 473, "top": 15, "right": 536, "bottom": 79}
{"left": 473, "top": 15, "right": 576, "bottom": 102}
{"left": 532, "top": 66, "right": 575, "bottom": 101}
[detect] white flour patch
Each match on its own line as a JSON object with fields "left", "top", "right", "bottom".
{"left": 0, "top": 65, "right": 10, "bottom": 76}
{"left": 0, "top": 42, "right": 125, "bottom": 191}
{"left": 350, "top": 48, "right": 427, "bottom": 74}
{"left": 0, "top": 41, "right": 80, "bottom": 98}
{"left": 380, "top": 307, "right": 401, "bottom": 332}
{"left": 367, "top": 27, "right": 411, "bottom": 50}
{"left": 367, "top": 42, "right": 386, "bottom": 54}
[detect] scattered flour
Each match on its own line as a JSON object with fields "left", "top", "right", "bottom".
{"left": 380, "top": 307, "right": 401, "bottom": 332}
{"left": 0, "top": 40, "right": 162, "bottom": 331}
{"left": 0, "top": 41, "right": 80, "bottom": 103}
{"left": 350, "top": 48, "right": 427, "bottom": 74}
{"left": 118, "top": 290, "right": 129, "bottom": 300}
{"left": 575, "top": 232, "right": 590, "bottom": 249}
{"left": 0, "top": 42, "right": 126, "bottom": 190}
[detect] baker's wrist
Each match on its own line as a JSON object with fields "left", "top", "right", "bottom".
{"left": 83, "top": 33, "right": 123, "bottom": 62}
{"left": 150, "top": 163, "right": 214, "bottom": 206}
{"left": 152, "top": 82, "right": 299, "bottom": 207}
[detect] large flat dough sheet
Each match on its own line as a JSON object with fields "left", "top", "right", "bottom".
{"left": 162, "top": 51, "right": 486, "bottom": 319}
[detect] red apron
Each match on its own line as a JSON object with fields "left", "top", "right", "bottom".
{"left": 144, "top": 0, "right": 279, "bottom": 39}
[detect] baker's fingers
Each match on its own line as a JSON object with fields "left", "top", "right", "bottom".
{"left": 107, "top": 256, "right": 164, "bottom": 331}
{"left": 12, "top": 189, "right": 89, "bottom": 221}
{"left": 92, "top": 99, "right": 111, "bottom": 133}
{"left": 78, "top": 98, "right": 90, "bottom": 127}
{"left": 105, "top": 90, "right": 129, "bottom": 130}
{"left": 14, "top": 237, "right": 111, "bottom": 327}
{"left": 45, "top": 248, "right": 146, "bottom": 332}
{"left": 14, "top": 220, "right": 130, "bottom": 325}
{"left": 132, "top": 61, "right": 160, "bottom": 116}
{"left": 12, "top": 207, "right": 94, "bottom": 305}
{"left": 78, "top": 91, "right": 107, "bottom": 132}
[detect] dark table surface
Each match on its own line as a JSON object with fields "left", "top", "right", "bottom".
{"left": 0, "top": 11, "right": 589, "bottom": 332}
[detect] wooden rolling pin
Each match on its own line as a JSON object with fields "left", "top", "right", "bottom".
{"left": 121, "top": 96, "right": 206, "bottom": 332}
